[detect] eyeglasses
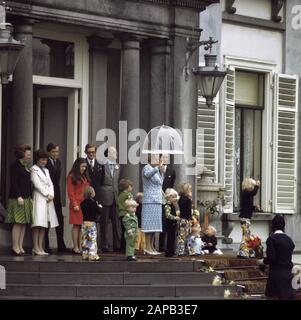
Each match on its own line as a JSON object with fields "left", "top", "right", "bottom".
{"left": 86, "top": 151, "right": 96, "bottom": 154}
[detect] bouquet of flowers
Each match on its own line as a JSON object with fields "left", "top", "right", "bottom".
{"left": 246, "top": 235, "right": 264, "bottom": 259}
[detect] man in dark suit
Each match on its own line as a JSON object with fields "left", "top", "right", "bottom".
{"left": 85, "top": 143, "right": 104, "bottom": 248}
{"left": 159, "top": 154, "right": 176, "bottom": 252}
{"left": 45, "top": 143, "right": 69, "bottom": 253}
{"left": 85, "top": 144, "right": 104, "bottom": 203}
{"left": 264, "top": 214, "right": 295, "bottom": 299}
{"left": 98, "top": 146, "right": 121, "bottom": 252}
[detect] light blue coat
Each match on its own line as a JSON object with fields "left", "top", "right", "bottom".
{"left": 141, "top": 164, "right": 163, "bottom": 204}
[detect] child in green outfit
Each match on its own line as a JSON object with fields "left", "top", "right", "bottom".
{"left": 117, "top": 179, "right": 133, "bottom": 253}
{"left": 122, "top": 199, "right": 139, "bottom": 261}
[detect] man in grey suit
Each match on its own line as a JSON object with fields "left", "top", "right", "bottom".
{"left": 99, "top": 146, "right": 121, "bottom": 252}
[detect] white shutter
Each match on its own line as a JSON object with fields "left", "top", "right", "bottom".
{"left": 223, "top": 67, "right": 235, "bottom": 213}
{"left": 196, "top": 96, "right": 219, "bottom": 182}
{"left": 273, "top": 74, "right": 299, "bottom": 214}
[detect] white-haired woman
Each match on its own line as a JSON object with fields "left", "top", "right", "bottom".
{"left": 237, "top": 177, "right": 260, "bottom": 258}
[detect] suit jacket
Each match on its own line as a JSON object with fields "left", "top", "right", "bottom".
{"left": 46, "top": 158, "right": 62, "bottom": 205}
{"left": 117, "top": 190, "right": 133, "bottom": 217}
{"left": 162, "top": 165, "right": 176, "bottom": 192}
{"left": 122, "top": 213, "right": 138, "bottom": 235}
{"left": 264, "top": 233, "right": 295, "bottom": 270}
{"left": 141, "top": 164, "right": 163, "bottom": 204}
{"left": 86, "top": 158, "right": 104, "bottom": 203}
{"left": 8, "top": 159, "right": 32, "bottom": 199}
{"left": 98, "top": 161, "right": 120, "bottom": 206}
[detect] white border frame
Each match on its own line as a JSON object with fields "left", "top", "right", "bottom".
{"left": 222, "top": 55, "right": 277, "bottom": 213}
{"left": 32, "top": 26, "right": 89, "bottom": 160}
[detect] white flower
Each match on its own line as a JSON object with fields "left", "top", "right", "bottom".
{"left": 115, "top": 165, "right": 119, "bottom": 170}
{"left": 224, "top": 289, "right": 231, "bottom": 298}
{"left": 212, "top": 275, "right": 222, "bottom": 286}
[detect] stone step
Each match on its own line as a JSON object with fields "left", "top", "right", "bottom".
{"left": 0, "top": 283, "right": 241, "bottom": 298}
{"left": 6, "top": 271, "right": 216, "bottom": 285}
{"left": 223, "top": 269, "right": 265, "bottom": 280}
{"left": 0, "top": 259, "right": 204, "bottom": 273}
{"left": 235, "top": 280, "right": 267, "bottom": 294}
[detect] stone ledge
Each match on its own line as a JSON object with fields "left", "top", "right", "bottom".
{"left": 223, "top": 213, "right": 274, "bottom": 222}
{"left": 222, "top": 12, "right": 286, "bottom": 31}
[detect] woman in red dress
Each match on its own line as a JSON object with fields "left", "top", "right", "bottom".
{"left": 67, "top": 158, "right": 90, "bottom": 254}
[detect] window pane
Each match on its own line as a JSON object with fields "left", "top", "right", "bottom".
{"left": 235, "top": 71, "right": 264, "bottom": 107}
{"left": 33, "top": 37, "right": 74, "bottom": 79}
{"left": 234, "top": 108, "right": 262, "bottom": 211}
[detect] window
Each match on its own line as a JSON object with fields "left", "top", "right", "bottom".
{"left": 33, "top": 37, "right": 74, "bottom": 79}
{"left": 233, "top": 71, "right": 264, "bottom": 211}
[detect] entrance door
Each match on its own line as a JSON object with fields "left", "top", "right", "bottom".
{"left": 35, "top": 87, "right": 79, "bottom": 248}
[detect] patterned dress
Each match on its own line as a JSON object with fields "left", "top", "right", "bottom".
{"left": 141, "top": 165, "right": 163, "bottom": 233}
{"left": 237, "top": 218, "right": 255, "bottom": 258}
{"left": 6, "top": 159, "right": 33, "bottom": 224}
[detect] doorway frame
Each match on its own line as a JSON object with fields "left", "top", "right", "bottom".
{"left": 32, "top": 25, "right": 89, "bottom": 160}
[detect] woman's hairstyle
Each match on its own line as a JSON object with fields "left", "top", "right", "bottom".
{"left": 124, "top": 199, "right": 138, "bottom": 209}
{"left": 135, "top": 192, "right": 143, "bottom": 203}
{"left": 118, "top": 179, "right": 133, "bottom": 192}
{"left": 15, "top": 144, "right": 31, "bottom": 159}
{"left": 83, "top": 186, "right": 95, "bottom": 199}
{"left": 165, "top": 188, "right": 178, "bottom": 200}
{"left": 69, "top": 157, "right": 90, "bottom": 185}
{"left": 272, "top": 214, "right": 285, "bottom": 232}
{"left": 179, "top": 183, "right": 192, "bottom": 196}
{"left": 242, "top": 177, "right": 256, "bottom": 191}
{"left": 46, "top": 143, "right": 58, "bottom": 153}
{"left": 33, "top": 149, "right": 48, "bottom": 164}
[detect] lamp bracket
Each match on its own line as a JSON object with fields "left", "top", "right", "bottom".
{"left": 184, "top": 36, "right": 218, "bottom": 81}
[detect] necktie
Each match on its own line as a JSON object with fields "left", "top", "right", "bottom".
{"left": 90, "top": 160, "right": 93, "bottom": 170}
{"left": 110, "top": 164, "right": 114, "bottom": 176}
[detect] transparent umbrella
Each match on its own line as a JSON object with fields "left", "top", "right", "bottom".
{"left": 142, "top": 125, "right": 183, "bottom": 154}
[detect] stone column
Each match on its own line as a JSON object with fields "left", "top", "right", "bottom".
{"left": 172, "top": 36, "right": 198, "bottom": 199}
{"left": 119, "top": 35, "right": 141, "bottom": 192}
{"left": 149, "top": 38, "right": 172, "bottom": 128}
{"left": 11, "top": 22, "right": 34, "bottom": 150}
{"left": 87, "top": 36, "right": 113, "bottom": 145}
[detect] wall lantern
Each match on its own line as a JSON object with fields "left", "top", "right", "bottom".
{"left": 0, "top": 3, "right": 24, "bottom": 84}
{"left": 184, "top": 36, "right": 227, "bottom": 107}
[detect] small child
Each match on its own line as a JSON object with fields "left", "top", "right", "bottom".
{"left": 201, "top": 225, "right": 223, "bottom": 255}
{"left": 176, "top": 183, "right": 193, "bottom": 256}
{"left": 164, "top": 188, "right": 180, "bottom": 257}
{"left": 122, "top": 199, "right": 139, "bottom": 261}
{"left": 178, "top": 183, "right": 193, "bottom": 220}
{"left": 117, "top": 179, "right": 133, "bottom": 253}
{"left": 135, "top": 192, "right": 145, "bottom": 253}
{"left": 187, "top": 225, "right": 204, "bottom": 255}
{"left": 80, "top": 186, "right": 103, "bottom": 261}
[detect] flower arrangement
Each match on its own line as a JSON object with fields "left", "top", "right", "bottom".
{"left": 246, "top": 235, "right": 264, "bottom": 259}
{"left": 199, "top": 198, "right": 224, "bottom": 215}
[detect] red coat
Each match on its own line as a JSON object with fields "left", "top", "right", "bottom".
{"left": 67, "top": 174, "right": 90, "bottom": 225}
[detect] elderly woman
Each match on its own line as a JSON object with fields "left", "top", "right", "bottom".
{"left": 141, "top": 154, "right": 164, "bottom": 255}
{"left": 31, "top": 149, "right": 58, "bottom": 256}
{"left": 6, "top": 144, "right": 33, "bottom": 255}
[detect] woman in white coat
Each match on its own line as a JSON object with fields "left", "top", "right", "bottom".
{"left": 31, "top": 149, "right": 58, "bottom": 255}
